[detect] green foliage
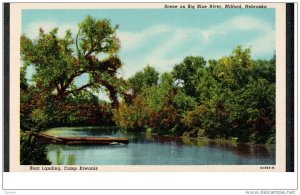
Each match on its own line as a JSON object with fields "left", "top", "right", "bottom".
{"left": 114, "top": 68, "right": 196, "bottom": 135}
{"left": 174, "top": 90, "right": 197, "bottom": 115}
{"left": 20, "top": 13, "right": 275, "bottom": 157}
{"left": 20, "top": 15, "right": 122, "bottom": 130}
{"left": 229, "top": 78, "right": 275, "bottom": 143}
{"left": 173, "top": 56, "right": 206, "bottom": 98}
{"left": 20, "top": 66, "right": 28, "bottom": 91}
{"left": 128, "top": 65, "right": 159, "bottom": 96}
{"left": 20, "top": 16, "right": 126, "bottom": 165}
{"left": 180, "top": 46, "right": 275, "bottom": 143}
{"left": 252, "top": 55, "right": 276, "bottom": 83}
{"left": 211, "top": 46, "right": 254, "bottom": 90}
{"left": 20, "top": 85, "right": 44, "bottom": 131}
{"left": 20, "top": 132, "right": 51, "bottom": 165}
{"left": 114, "top": 46, "right": 275, "bottom": 144}
{"left": 113, "top": 96, "right": 149, "bottom": 131}
{"left": 21, "top": 15, "right": 125, "bottom": 108}
{"left": 114, "top": 68, "right": 175, "bottom": 134}
{"left": 21, "top": 86, "right": 114, "bottom": 130}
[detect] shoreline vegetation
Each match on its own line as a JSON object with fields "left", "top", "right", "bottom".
{"left": 38, "top": 125, "right": 274, "bottom": 146}
{"left": 42, "top": 126, "right": 274, "bottom": 146}
{"left": 20, "top": 16, "right": 275, "bottom": 165}
{"left": 112, "top": 48, "right": 275, "bottom": 145}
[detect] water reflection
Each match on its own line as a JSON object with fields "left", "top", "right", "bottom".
{"left": 52, "top": 147, "right": 77, "bottom": 165}
{"left": 148, "top": 134, "right": 274, "bottom": 159}
{"left": 44, "top": 127, "right": 275, "bottom": 165}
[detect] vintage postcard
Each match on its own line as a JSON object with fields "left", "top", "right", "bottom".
{"left": 5, "top": 2, "right": 291, "bottom": 172}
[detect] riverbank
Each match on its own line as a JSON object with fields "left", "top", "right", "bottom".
{"left": 44, "top": 126, "right": 275, "bottom": 165}
{"left": 42, "top": 126, "right": 274, "bottom": 146}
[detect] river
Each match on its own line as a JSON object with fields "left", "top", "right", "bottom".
{"left": 43, "top": 127, "right": 275, "bottom": 165}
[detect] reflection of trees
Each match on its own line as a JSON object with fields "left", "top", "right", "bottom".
{"left": 136, "top": 133, "right": 274, "bottom": 159}
{"left": 47, "top": 130, "right": 275, "bottom": 165}
{"left": 51, "top": 146, "right": 77, "bottom": 165}
{"left": 181, "top": 137, "right": 275, "bottom": 158}
{"left": 150, "top": 135, "right": 183, "bottom": 147}
{"left": 207, "top": 142, "right": 273, "bottom": 158}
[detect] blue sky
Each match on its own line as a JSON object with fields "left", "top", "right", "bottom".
{"left": 22, "top": 9, "right": 275, "bottom": 78}
{"left": 22, "top": 9, "right": 275, "bottom": 100}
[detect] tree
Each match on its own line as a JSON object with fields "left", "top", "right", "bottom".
{"left": 21, "top": 15, "right": 125, "bottom": 108}
{"left": 114, "top": 71, "right": 189, "bottom": 135}
{"left": 211, "top": 46, "right": 254, "bottom": 90}
{"left": 172, "top": 56, "right": 206, "bottom": 98}
{"left": 128, "top": 65, "right": 159, "bottom": 96}
{"left": 20, "top": 133, "right": 51, "bottom": 165}
{"left": 227, "top": 78, "right": 275, "bottom": 143}
{"left": 253, "top": 55, "right": 275, "bottom": 83}
{"left": 20, "top": 16, "right": 127, "bottom": 165}
{"left": 20, "top": 66, "right": 28, "bottom": 91}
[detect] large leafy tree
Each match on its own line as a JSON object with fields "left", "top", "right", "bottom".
{"left": 172, "top": 56, "right": 206, "bottom": 98}
{"left": 128, "top": 65, "right": 159, "bottom": 97}
{"left": 211, "top": 46, "right": 254, "bottom": 90}
{"left": 21, "top": 16, "right": 125, "bottom": 108}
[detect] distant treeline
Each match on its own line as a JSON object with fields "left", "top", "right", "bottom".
{"left": 113, "top": 47, "right": 275, "bottom": 144}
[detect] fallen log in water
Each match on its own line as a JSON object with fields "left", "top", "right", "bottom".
{"left": 26, "top": 131, "right": 129, "bottom": 145}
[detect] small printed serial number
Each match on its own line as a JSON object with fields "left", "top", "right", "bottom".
{"left": 260, "top": 166, "right": 275, "bottom": 170}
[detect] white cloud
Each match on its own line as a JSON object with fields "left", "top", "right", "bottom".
{"left": 200, "top": 15, "right": 273, "bottom": 42}
{"left": 142, "top": 35, "right": 187, "bottom": 72}
{"left": 118, "top": 15, "right": 275, "bottom": 78}
{"left": 24, "top": 21, "right": 78, "bottom": 39}
{"left": 117, "top": 25, "right": 170, "bottom": 51}
{"left": 24, "top": 16, "right": 275, "bottom": 79}
{"left": 117, "top": 26, "right": 191, "bottom": 78}
{"left": 245, "top": 30, "right": 275, "bottom": 58}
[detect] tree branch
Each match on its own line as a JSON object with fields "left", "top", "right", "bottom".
{"left": 85, "top": 47, "right": 97, "bottom": 58}
{"left": 64, "top": 82, "right": 96, "bottom": 96}
{"left": 55, "top": 83, "right": 61, "bottom": 95}
{"left": 76, "top": 28, "right": 83, "bottom": 58}
{"left": 99, "top": 79, "right": 119, "bottom": 108}
{"left": 60, "top": 68, "right": 90, "bottom": 95}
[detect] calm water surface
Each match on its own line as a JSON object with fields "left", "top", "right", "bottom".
{"left": 43, "top": 127, "right": 275, "bottom": 165}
